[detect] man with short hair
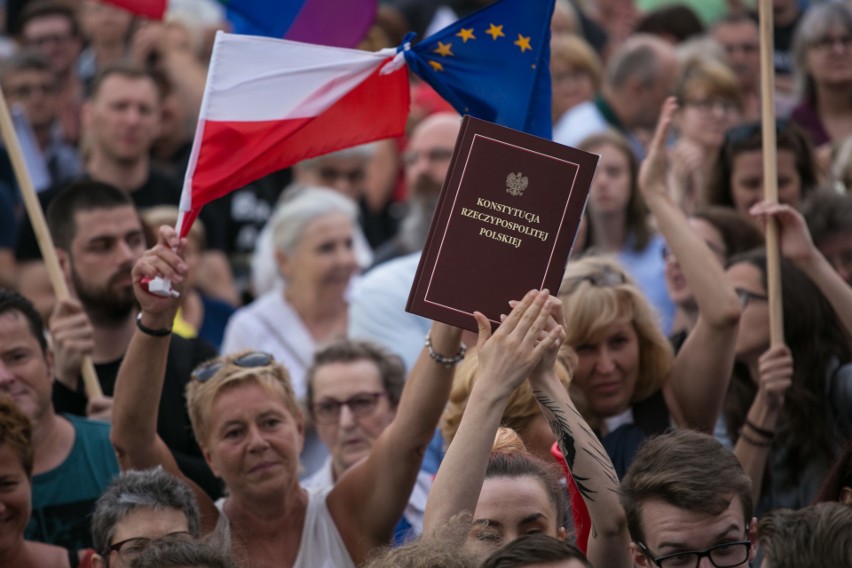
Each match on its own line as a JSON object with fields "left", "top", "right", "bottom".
{"left": 713, "top": 14, "right": 761, "bottom": 121}
{"left": 620, "top": 429, "right": 756, "bottom": 568}
{"left": 42, "top": 181, "right": 221, "bottom": 499}
{"left": 90, "top": 468, "right": 201, "bottom": 568}
{"left": 801, "top": 190, "right": 852, "bottom": 286}
{"left": 758, "top": 502, "right": 852, "bottom": 568}
{"left": 553, "top": 34, "right": 678, "bottom": 159}
{"left": 0, "top": 288, "right": 118, "bottom": 551}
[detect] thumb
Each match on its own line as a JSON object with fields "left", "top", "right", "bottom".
{"left": 474, "top": 311, "right": 492, "bottom": 350}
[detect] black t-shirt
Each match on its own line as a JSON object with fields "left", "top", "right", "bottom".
{"left": 52, "top": 333, "right": 223, "bottom": 499}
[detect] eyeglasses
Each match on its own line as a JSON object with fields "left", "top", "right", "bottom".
{"left": 108, "top": 531, "right": 193, "bottom": 562}
{"left": 26, "top": 33, "right": 74, "bottom": 47}
{"left": 562, "top": 265, "right": 628, "bottom": 295}
{"left": 317, "top": 166, "right": 365, "bottom": 185}
{"left": 402, "top": 147, "right": 454, "bottom": 167}
{"left": 311, "top": 391, "right": 387, "bottom": 425}
{"left": 191, "top": 352, "right": 274, "bottom": 383}
{"left": 683, "top": 98, "right": 740, "bottom": 115}
{"left": 810, "top": 34, "right": 852, "bottom": 52}
{"left": 637, "top": 540, "right": 751, "bottom": 568}
{"left": 7, "top": 83, "right": 56, "bottom": 99}
{"left": 735, "top": 288, "right": 768, "bottom": 309}
{"left": 724, "top": 119, "right": 790, "bottom": 147}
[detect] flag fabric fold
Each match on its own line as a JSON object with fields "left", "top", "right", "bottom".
{"left": 220, "top": 0, "right": 377, "bottom": 48}
{"left": 177, "top": 31, "right": 409, "bottom": 237}
{"left": 104, "top": 0, "right": 166, "bottom": 20}
{"left": 403, "top": 0, "right": 555, "bottom": 139}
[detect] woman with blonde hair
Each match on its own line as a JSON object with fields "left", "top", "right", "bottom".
{"left": 550, "top": 35, "right": 602, "bottom": 125}
{"left": 110, "top": 225, "right": 466, "bottom": 568}
{"left": 560, "top": 98, "right": 741, "bottom": 475}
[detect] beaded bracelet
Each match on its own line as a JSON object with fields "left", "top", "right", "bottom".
{"left": 739, "top": 430, "right": 772, "bottom": 448}
{"left": 425, "top": 335, "right": 467, "bottom": 367}
{"left": 744, "top": 419, "right": 775, "bottom": 440}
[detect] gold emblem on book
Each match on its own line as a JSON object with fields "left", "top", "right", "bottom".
{"left": 506, "top": 172, "right": 528, "bottom": 197}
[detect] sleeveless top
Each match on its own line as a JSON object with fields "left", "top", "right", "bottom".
{"left": 214, "top": 486, "right": 355, "bottom": 568}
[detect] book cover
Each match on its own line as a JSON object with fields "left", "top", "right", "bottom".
{"left": 406, "top": 115, "right": 598, "bottom": 332}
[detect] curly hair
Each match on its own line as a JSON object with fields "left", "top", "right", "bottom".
{"left": 0, "top": 396, "right": 34, "bottom": 476}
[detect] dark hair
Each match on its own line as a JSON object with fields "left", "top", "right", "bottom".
{"left": 17, "top": 0, "right": 80, "bottom": 39}
{"left": 89, "top": 61, "right": 160, "bottom": 102}
{"left": 635, "top": 4, "right": 705, "bottom": 44}
{"left": 620, "top": 429, "right": 753, "bottom": 543}
{"left": 578, "top": 130, "right": 652, "bottom": 252}
{"left": 705, "top": 121, "right": 819, "bottom": 209}
{"left": 813, "top": 437, "right": 852, "bottom": 503}
{"left": 0, "top": 288, "right": 48, "bottom": 354}
{"left": 800, "top": 189, "right": 852, "bottom": 244}
{"left": 758, "top": 502, "right": 852, "bottom": 568}
{"left": 46, "top": 180, "right": 135, "bottom": 250}
{"left": 691, "top": 206, "right": 764, "bottom": 259}
{"left": 480, "top": 534, "right": 592, "bottom": 568}
{"left": 724, "top": 249, "right": 852, "bottom": 480}
{"left": 306, "top": 339, "right": 406, "bottom": 411}
{"left": 0, "top": 396, "right": 34, "bottom": 476}
{"left": 91, "top": 468, "right": 202, "bottom": 558}
{"left": 129, "top": 538, "right": 236, "bottom": 568}
{"left": 0, "top": 49, "right": 54, "bottom": 88}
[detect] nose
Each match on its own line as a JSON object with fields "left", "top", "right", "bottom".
{"left": 246, "top": 424, "right": 270, "bottom": 452}
{"left": 0, "top": 361, "right": 14, "bottom": 387}
{"left": 339, "top": 404, "right": 357, "bottom": 429}
{"left": 595, "top": 347, "right": 616, "bottom": 374}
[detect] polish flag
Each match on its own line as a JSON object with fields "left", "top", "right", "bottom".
{"left": 177, "top": 31, "right": 410, "bottom": 237}
{"left": 104, "top": 0, "right": 167, "bottom": 20}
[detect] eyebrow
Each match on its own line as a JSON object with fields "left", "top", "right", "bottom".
{"left": 519, "top": 513, "right": 548, "bottom": 525}
{"left": 657, "top": 524, "right": 741, "bottom": 550}
{"left": 473, "top": 519, "right": 503, "bottom": 529}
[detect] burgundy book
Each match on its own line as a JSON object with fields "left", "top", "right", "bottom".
{"left": 406, "top": 115, "right": 599, "bottom": 332}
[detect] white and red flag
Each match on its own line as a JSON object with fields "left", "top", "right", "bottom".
{"left": 176, "top": 31, "right": 410, "bottom": 237}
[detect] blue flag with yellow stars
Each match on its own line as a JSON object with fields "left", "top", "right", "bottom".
{"left": 403, "top": 0, "right": 555, "bottom": 139}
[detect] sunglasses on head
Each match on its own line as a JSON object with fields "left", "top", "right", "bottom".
{"left": 191, "top": 352, "right": 274, "bottom": 383}
{"left": 562, "top": 264, "right": 628, "bottom": 295}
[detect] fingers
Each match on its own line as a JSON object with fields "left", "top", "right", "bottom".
{"left": 474, "top": 311, "right": 492, "bottom": 352}
{"left": 497, "top": 289, "right": 539, "bottom": 336}
{"left": 649, "top": 97, "right": 678, "bottom": 154}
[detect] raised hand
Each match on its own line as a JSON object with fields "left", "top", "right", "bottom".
{"left": 49, "top": 297, "right": 94, "bottom": 390}
{"left": 638, "top": 96, "right": 678, "bottom": 198}
{"left": 755, "top": 344, "right": 793, "bottom": 412}
{"left": 749, "top": 200, "right": 818, "bottom": 265}
{"left": 132, "top": 226, "right": 187, "bottom": 322}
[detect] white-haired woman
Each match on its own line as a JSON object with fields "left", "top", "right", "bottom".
{"left": 222, "top": 187, "right": 360, "bottom": 400}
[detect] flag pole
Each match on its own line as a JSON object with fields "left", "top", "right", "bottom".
{"left": 0, "top": 89, "right": 103, "bottom": 399}
{"left": 758, "top": 0, "right": 784, "bottom": 346}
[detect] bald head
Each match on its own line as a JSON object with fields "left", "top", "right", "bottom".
{"left": 404, "top": 112, "right": 461, "bottom": 195}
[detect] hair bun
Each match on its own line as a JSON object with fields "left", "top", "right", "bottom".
{"left": 492, "top": 427, "right": 527, "bottom": 455}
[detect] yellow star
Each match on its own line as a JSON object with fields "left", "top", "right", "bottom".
{"left": 429, "top": 60, "right": 444, "bottom": 72}
{"left": 456, "top": 28, "right": 476, "bottom": 43}
{"left": 485, "top": 23, "right": 505, "bottom": 40}
{"left": 434, "top": 41, "right": 453, "bottom": 57}
{"left": 514, "top": 34, "right": 532, "bottom": 53}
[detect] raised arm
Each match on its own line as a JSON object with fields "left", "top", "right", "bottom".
{"left": 110, "top": 227, "right": 220, "bottom": 528}
{"left": 640, "top": 97, "right": 741, "bottom": 432}
{"left": 421, "top": 291, "right": 563, "bottom": 537}
{"left": 528, "top": 301, "right": 630, "bottom": 568}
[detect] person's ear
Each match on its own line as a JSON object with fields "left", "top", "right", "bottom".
{"left": 748, "top": 516, "right": 759, "bottom": 561}
{"left": 629, "top": 542, "right": 650, "bottom": 567}
{"left": 841, "top": 486, "right": 852, "bottom": 505}
{"left": 200, "top": 443, "right": 221, "bottom": 478}
{"left": 90, "top": 553, "right": 106, "bottom": 568}
{"left": 275, "top": 249, "right": 291, "bottom": 280}
{"left": 557, "top": 526, "right": 567, "bottom": 541}
{"left": 56, "top": 249, "right": 72, "bottom": 283}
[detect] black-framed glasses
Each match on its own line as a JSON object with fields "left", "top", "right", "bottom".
{"left": 191, "top": 352, "right": 274, "bottom": 383}
{"left": 735, "top": 288, "right": 768, "bottom": 309}
{"left": 637, "top": 540, "right": 751, "bottom": 568}
{"left": 724, "top": 119, "right": 790, "bottom": 147}
{"left": 108, "top": 531, "right": 193, "bottom": 561}
{"left": 562, "top": 265, "right": 628, "bottom": 295}
{"left": 810, "top": 34, "right": 852, "bottom": 52}
{"left": 311, "top": 391, "right": 387, "bottom": 425}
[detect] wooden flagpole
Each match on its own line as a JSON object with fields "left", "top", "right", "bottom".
{"left": 0, "top": 90, "right": 103, "bottom": 399}
{"left": 758, "top": 0, "right": 784, "bottom": 346}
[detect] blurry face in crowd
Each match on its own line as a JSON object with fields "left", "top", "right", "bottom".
{"left": 678, "top": 91, "right": 742, "bottom": 150}
{"left": 299, "top": 156, "right": 367, "bottom": 201}
{"left": 804, "top": 22, "right": 852, "bottom": 86}
{"left": 634, "top": 49, "right": 678, "bottom": 130}
{"left": 713, "top": 22, "right": 760, "bottom": 90}
{"left": 277, "top": 212, "right": 358, "bottom": 296}
{"left": 79, "top": 0, "right": 134, "bottom": 46}
{"left": 84, "top": 74, "right": 161, "bottom": 166}
{"left": 630, "top": 495, "right": 754, "bottom": 568}
{"left": 726, "top": 262, "right": 769, "bottom": 364}
{"left": 586, "top": 143, "right": 632, "bottom": 219}
{"left": 0, "top": 444, "right": 31, "bottom": 557}
{"left": 0, "top": 311, "right": 53, "bottom": 426}
{"left": 93, "top": 506, "right": 192, "bottom": 568}
{"left": 403, "top": 115, "right": 459, "bottom": 198}
{"left": 550, "top": 60, "right": 595, "bottom": 121}
{"left": 3, "top": 68, "right": 58, "bottom": 131}
{"left": 202, "top": 381, "right": 304, "bottom": 501}
{"left": 665, "top": 218, "right": 727, "bottom": 309}
{"left": 571, "top": 316, "right": 640, "bottom": 419}
{"left": 815, "top": 231, "right": 852, "bottom": 286}
{"left": 65, "top": 206, "right": 146, "bottom": 323}
{"left": 730, "top": 150, "right": 802, "bottom": 217}
{"left": 22, "top": 15, "right": 81, "bottom": 77}
{"left": 311, "top": 359, "right": 395, "bottom": 478}
{"left": 465, "top": 476, "right": 564, "bottom": 561}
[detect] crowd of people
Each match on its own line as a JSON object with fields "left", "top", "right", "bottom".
{"left": 1, "top": 0, "right": 852, "bottom": 567}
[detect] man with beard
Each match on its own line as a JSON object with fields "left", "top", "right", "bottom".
{"left": 45, "top": 181, "right": 222, "bottom": 500}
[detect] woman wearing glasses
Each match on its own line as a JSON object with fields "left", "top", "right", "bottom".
{"left": 559, "top": 98, "right": 742, "bottom": 477}
{"left": 111, "top": 225, "right": 466, "bottom": 568}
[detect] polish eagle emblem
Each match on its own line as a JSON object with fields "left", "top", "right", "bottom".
{"left": 506, "top": 172, "right": 528, "bottom": 197}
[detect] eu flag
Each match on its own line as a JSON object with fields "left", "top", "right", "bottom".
{"left": 404, "top": 0, "right": 555, "bottom": 139}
